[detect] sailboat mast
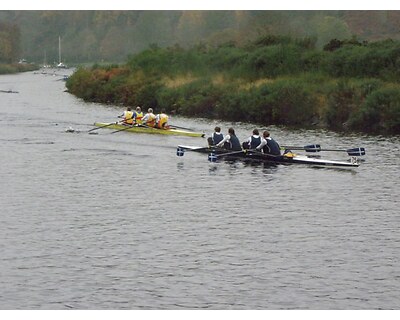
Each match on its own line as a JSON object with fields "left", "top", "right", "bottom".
{"left": 58, "top": 36, "right": 61, "bottom": 64}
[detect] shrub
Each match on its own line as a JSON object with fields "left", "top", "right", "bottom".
{"left": 266, "top": 79, "right": 318, "bottom": 126}
{"left": 325, "top": 80, "right": 360, "bottom": 130}
{"left": 246, "top": 44, "right": 302, "bottom": 78}
{"left": 350, "top": 86, "right": 400, "bottom": 134}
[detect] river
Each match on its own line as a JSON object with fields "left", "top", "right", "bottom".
{"left": 0, "top": 70, "right": 399, "bottom": 310}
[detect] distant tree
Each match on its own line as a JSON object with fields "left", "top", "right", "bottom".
{"left": 0, "top": 23, "right": 20, "bottom": 63}
{"left": 131, "top": 11, "right": 178, "bottom": 51}
{"left": 176, "top": 11, "right": 205, "bottom": 46}
{"left": 312, "top": 15, "right": 352, "bottom": 49}
{"left": 99, "top": 26, "right": 127, "bottom": 61}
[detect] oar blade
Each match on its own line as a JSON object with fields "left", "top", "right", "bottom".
{"left": 176, "top": 147, "right": 185, "bottom": 156}
{"left": 208, "top": 152, "right": 218, "bottom": 162}
{"left": 347, "top": 147, "right": 366, "bottom": 156}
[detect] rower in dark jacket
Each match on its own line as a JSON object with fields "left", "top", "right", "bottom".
{"left": 256, "top": 130, "right": 281, "bottom": 155}
{"left": 207, "top": 126, "right": 224, "bottom": 146}
{"left": 216, "top": 127, "right": 242, "bottom": 151}
{"left": 243, "top": 128, "right": 261, "bottom": 149}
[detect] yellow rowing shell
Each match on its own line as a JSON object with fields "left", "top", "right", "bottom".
{"left": 94, "top": 122, "right": 205, "bottom": 138}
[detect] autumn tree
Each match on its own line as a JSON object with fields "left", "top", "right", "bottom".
{"left": 0, "top": 23, "right": 21, "bottom": 63}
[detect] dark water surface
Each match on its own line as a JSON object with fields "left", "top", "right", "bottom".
{"left": 0, "top": 71, "right": 399, "bottom": 309}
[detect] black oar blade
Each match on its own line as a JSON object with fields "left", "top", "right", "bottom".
{"left": 208, "top": 152, "right": 218, "bottom": 162}
{"left": 176, "top": 147, "right": 185, "bottom": 156}
{"left": 347, "top": 147, "right": 366, "bottom": 156}
{"left": 304, "top": 144, "right": 321, "bottom": 152}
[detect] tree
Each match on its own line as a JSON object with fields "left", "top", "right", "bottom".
{"left": 312, "top": 15, "right": 352, "bottom": 49}
{"left": 0, "top": 23, "right": 20, "bottom": 63}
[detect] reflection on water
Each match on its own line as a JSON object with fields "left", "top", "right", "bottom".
{"left": 176, "top": 161, "right": 185, "bottom": 171}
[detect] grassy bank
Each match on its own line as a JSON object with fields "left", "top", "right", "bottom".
{"left": 66, "top": 36, "right": 400, "bottom": 135}
{"left": 0, "top": 63, "right": 38, "bottom": 74}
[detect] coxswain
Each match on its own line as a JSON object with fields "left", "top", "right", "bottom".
{"left": 142, "top": 108, "right": 156, "bottom": 127}
{"left": 118, "top": 107, "right": 134, "bottom": 125}
{"left": 156, "top": 109, "right": 169, "bottom": 129}
{"left": 216, "top": 127, "right": 242, "bottom": 151}
{"left": 256, "top": 130, "right": 281, "bottom": 155}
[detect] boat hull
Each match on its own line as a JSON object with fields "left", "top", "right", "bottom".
{"left": 178, "top": 145, "right": 360, "bottom": 168}
{"left": 94, "top": 122, "right": 205, "bottom": 138}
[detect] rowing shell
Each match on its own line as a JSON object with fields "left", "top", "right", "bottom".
{"left": 177, "top": 145, "right": 360, "bottom": 168}
{"left": 94, "top": 122, "right": 205, "bottom": 138}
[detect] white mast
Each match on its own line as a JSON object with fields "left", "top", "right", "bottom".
{"left": 58, "top": 36, "right": 62, "bottom": 64}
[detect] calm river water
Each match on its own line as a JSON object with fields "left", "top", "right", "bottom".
{"left": 0, "top": 70, "right": 399, "bottom": 310}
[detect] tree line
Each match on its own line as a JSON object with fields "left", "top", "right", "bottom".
{"left": 66, "top": 34, "right": 399, "bottom": 135}
{"left": 2, "top": 11, "right": 400, "bottom": 64}
{"left": 0, "top": 22, "right": 37, "bottom": 73}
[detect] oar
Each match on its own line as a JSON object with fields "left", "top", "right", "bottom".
{"left": 177, "top": 146, "right": 208, "bottom": 156}
{"left": 110, "top": 122, "right": 158, "bottom": 134}
{"left": 319, "top": 147, "right": 366, "bottom": 156}
{"left": 87, "top": 122, "right": 117, "bottom": 133}
{"left": 281, "top": 144, "right": 322, "bottom": 152}
{"left": 140, "top": 123, "right": 157, "bottom": 129}
{"left": 169, "top": 124, "right": 195, "bottom": 131}
{"left": 297, "top": 145, "right": 365, "bottom": 156}
{"left": 208, "top": 149, "right": 250, "bottom": 162}
{"left": 110, "top": 123, "right": 136, "bottom": 134}
{"left": 282, "top": 144, "right": 365, "bottom": 156}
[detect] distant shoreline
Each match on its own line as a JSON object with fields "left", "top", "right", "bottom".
{"left": 0, "top": 63, "right": 38, "bottom": 75}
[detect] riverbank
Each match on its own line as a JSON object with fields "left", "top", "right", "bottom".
{"left": 0, "top": 63, "right": 38, "bottom": 74}
{"left": 66, "top": 35, "right": 400, "bottom": 135}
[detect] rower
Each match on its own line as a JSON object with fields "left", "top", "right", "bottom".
{"left": 216, "top": 127, "right": 242, "bottom": 151}
{"left": 142, "top": 108, "right": 156, "bottom": 127}
{"left": 256, "top": 130, "right": 281, "bottom": 155}
{"left": 118, "top": 107, "right": 134, "bottom": 125}
{"left": 156, "top": 109, "right": 169, "bottom": 129}
{"left": 133, "top": 106, "right": 143, "bottom": 125}
{"left": 207, "top": 126, "right": 224, "bottom": 147}
{"left": 243, "top": 128, "right": 261, "bottom": 150}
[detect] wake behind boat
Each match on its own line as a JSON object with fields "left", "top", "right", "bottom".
{"left": 177, "top": 145, "right": 362, "bottom": 168}
{"left": 93, "top": 122, "right": 205, "bottom": 138}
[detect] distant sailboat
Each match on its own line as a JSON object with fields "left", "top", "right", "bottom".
{"left": 42, "top": 50, "right": 51, "bottom": 68}
{"left": 57, "top": 36, "right": 67, "bottom": 69}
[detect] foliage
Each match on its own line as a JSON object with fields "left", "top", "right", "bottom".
{"left": 66, "top": 34, "right": 400, "bottom": 135}
{"left": 325, "top": 80, "right": 361, "bottom": 130}
{"left": 0, "top": 22, "right": 21, "bottom": 63}
{"left": 351, "top": 86, "right": 400, "bottom": 134}
{"left": 3, "top": 11, "right": 400, "bottom": 64}
{"left": 322, "top": 39, "right": 400, "bottom": 81}
{"left": 0, "top": 63, "right": 37, "bottom": 74}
